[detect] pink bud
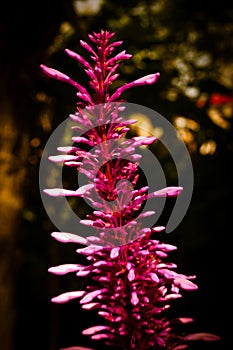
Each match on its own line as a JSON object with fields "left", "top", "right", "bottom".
{"left": 131, "top": 291, "right": 139, "bottom": 305}
{"left": 128, "top": 269, "right": 135, "bottom": 281}
{"left": 48, "top": 264, "right": 83, "bottom": 275}
{"left": 82, "top": 325, "right": 110, "bottom": 335}
{"left": 51, "top": 291, "right": 85, "bottom": 304}
{"left": 133, "top": 73, "right": 160, "bottom": 85}
{"left": 184, "top": 333, "right": 221, "bottom": 342}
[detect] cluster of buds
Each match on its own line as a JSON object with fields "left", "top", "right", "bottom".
{"left": 41, "top": 30, "right": 220, "bottom": 350}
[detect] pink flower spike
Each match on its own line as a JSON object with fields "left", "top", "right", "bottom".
{"left": 51, "top": 231, "right": 87, "bottom": 244}
{"left": 48, "top": 264, "right": 83, "bottom": 275}
{"left": 51, "top": 291, "right": 85, "bottom": 304}
{"left": 42, "top": 30, "right": 219, "bottom": 350}
{"left": 82, "top": 325, "right": 110, "bottom": 335}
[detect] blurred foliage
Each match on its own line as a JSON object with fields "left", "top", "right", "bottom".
{"left": 38, "top": 0, "right": 233, "bottom": 159}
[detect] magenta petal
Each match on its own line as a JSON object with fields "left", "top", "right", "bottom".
{"left": 133, "top": 136, "right": 157, "bottom": 146}
{"left": 107, "top": 50, "right": 132, "bottom": 64}
{"left": 80, "top": 289, "right": 107, "bottom": 304}
{"left": 80, "top": 40, "right": 97, "bottom": 56}
{"left": 43, "top": 188, "right": 78, "bottom": 197}
{"left": 177, "top": 317, "right": 194, "bottom": 324}
{"left": 76, "top": 184, "right": 95, "bottom": 195}
{"left": 48, "top": 155, "right": 80, "bottom": 163}
{"left": 71, "top": 136, "right": 95, "bottom": 146}
{"left": 79, "top": 219, "right": 95, "bottom": 227}
{"left": 57, "top": 146, "right": 80, "bottom": 153}
{"left": 138, "top": 210, "right": 155, "bottom": 218}
{"left": 165, "top": 293, "right": 182, "bottom": 300}
{"left": 76, "top": 270, "right": 91, "bottom": 277}
{"left": 51, "top": 291, "right": 85, "bottom": 304}
{"left": 82, "top": 302, "right": 99, "bottom": 310}
{"left": 76, "top": 245, "right": 103, "bottom": 254}
{"left": 40, "top": 64, "right": 70, "bottom": 82}
{"left": 65, "top": 49, "right": 92, "bottom": 69}
{"left": 149, "top": 186, "right": 183, "bottom": 198}
{"left": 110, "top": 247, "right": 120, "bottom": 259}
{"left": 40, "top": 64, "right": 89, "bottom": 93}
{"left": 152, "top": 226, "right": 166, "bottom": 232}
{"left": 133, "top": 73, "right": 160, "bottom": 86}
{"left": 157, "top": 243, "right": 177, "bottom": 251}
{"left": 174, "top": 278, "right": 198, "bottom": 291}
{"left": 131, "top": 292, "right": 139, "bottom": 305}
{"left": 65, "top": 161, "right": 83, "bottom": 167}
{"left": 91, "top": 334, "right": 110, "bottom": 340}
{"left": 109, "top": 73, "right": 159, "bottom": 101}
{"left": 126, "top": 262, "right": 132, "bottom": 270}
{"left": 51, "top": 231, "right": 87, "bottom": 244}
{"left": 149, "top": 272, "right": 160, "bottom": 283}
{"left": 48, "top": 264, "right": 83, "bottom": 275}
{"left": 82, "top": 325, "right": 110, "bottom": 335}
{"left": 60, "top": 347, "right": 94, "bottom": 350}
{"left": 128, "top": 269, "right": 135, "bottom": 282}
{"left": 184, "top": 333, "right": 221, "bottom": 342}
{"left": 158, "top": 268, "right": 175, "bottom": 279}
{"left": 44, "top": 184, "right": 94, "bottom": 197}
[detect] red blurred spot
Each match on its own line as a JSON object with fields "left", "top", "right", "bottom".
{"left": 209, "top": 93, "right": 233, "bottom": 105}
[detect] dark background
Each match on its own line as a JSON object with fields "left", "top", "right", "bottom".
{"left": 0, "top": 1, "right": 232, "bottom": 349}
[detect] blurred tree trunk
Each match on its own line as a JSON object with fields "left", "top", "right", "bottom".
{"left": 0, "top": 1, "right": 75, "bottom": 349}
{"left": 0, "top": 99, "right": 28, "bottom": 350}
